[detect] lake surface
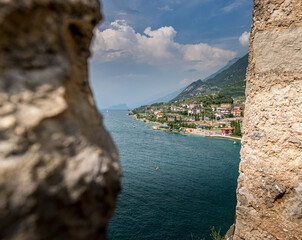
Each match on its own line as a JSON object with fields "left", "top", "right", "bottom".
{"left": 102, "top": 110, "right": 241, "bottom": 240}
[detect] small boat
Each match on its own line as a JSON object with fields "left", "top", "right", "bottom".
{"left": 172, "top": 133, "right": 175, "bottom": 136}
{"left": 156, "top": 166, "right": 159, "bottom": 170}
{"left": 233, "top": 141, "right": 237, "bottom": 144}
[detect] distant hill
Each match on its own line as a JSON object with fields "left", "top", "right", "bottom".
{"left": 145, "top": 87, "right": 185, "bottom": 105}
{"left": 172, "top": 54, "right": 248, "bottom": 101}
{"left": 107, "top": 104, "right": 129, "bottom": 110}
{"left": 135, "top": 87, "right": 186, "bottom": 107}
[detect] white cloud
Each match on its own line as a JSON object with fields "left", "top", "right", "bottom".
{"left": 221, "top": 0, "right": 249, "bottom": 13}
{"left": 222, "top": 2, "right": 241, "bottom": 12}
{"left": 92, "top": 20, "right": 236, "bottom": 71}
{"left": 239, "top": 31, "right": 250, "bottom": 47}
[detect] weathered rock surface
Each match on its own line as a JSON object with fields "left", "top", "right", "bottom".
{"left": 233, "top": 0, "right": 302, "bottom": 239}
{"left": 0, "top": 0, "right": 121, "bottom": 239}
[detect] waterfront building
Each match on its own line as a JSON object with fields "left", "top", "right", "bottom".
{"left": 215, "top": 113, "right": 223, "bottom": 118}
{"left": 156, "top": 112, "right": 164, "bottom": 119}
{"left": 171, "top": 106, "right": 186, "bottom": 112}
{"left": 211, "top": 104, "right": 219, "bottom": 111}
{"left": 234, "top": 106, "right": 244, "bottom": 110}
{"left": 189, "top": 104, "right": 197, "bottom": 109}
{"left": 217, "top": 107, "right": 231, "bottom": 115}
{"left": 232, "top": 110, "right": 244, "bottom": 117}
{"left": 221, "top": 128, "right": 234, "bottom": 135}
{"left": 220, "top": 103, "right": 232, "bottom": 108}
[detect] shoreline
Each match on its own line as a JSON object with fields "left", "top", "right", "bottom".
{"left": 205, "top": 135, "right": 241, "bottom": 141}
{"left": 186, "top": 130, "right": 241, "bottom": 141}
{"left": 134, "top": 117, "right": 241, "bottom": 142}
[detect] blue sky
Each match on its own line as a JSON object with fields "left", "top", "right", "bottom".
{"left": 89, "top": 0, "right": 253, "bottom": 109}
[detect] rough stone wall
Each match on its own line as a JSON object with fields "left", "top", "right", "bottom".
{"left": 233, "top": 0, "right": 302, "bottom": 239}
{"left": 0, "top": 1, "right": 121, "bottom": 239}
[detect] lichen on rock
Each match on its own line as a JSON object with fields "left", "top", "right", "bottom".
{"left": 0, "top": 0, "right": 121, "bottom": 239}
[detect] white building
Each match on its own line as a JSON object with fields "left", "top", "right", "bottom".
{"left": 217, "top": 107, "right": 231, "bottom": 115}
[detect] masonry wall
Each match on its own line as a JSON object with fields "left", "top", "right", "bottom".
{"left": 233, "top": 0, "right": 302, "bottom": 239}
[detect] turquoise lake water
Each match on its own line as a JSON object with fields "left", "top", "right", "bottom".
{"left": 102, "top": 110, "right": 241, "bottom": 240}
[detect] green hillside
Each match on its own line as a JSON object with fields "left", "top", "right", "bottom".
{"left": 172, "top": 54, "right": 248, "bottom": 101}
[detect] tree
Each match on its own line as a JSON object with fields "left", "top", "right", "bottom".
{"left": 237, "top": 120, "right": 242, "bottom": 136}
{"left": 234, "top": 120, "right": 242, "bottom": 136}
{"left": 230, "top": 120, "right": 236, "bottom": 128}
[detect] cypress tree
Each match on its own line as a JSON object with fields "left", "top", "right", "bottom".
{"left": 234, "top": 120, "right": 242, "bottom": 136}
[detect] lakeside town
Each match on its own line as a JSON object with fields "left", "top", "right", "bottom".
{"left": 130, "top": 93, "right": 244, "bottom": 140}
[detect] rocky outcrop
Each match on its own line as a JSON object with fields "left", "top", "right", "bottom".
{"left": 0, "top": 1, "right": 121, "bottom": 239}
{"left": 233, "top": 0, "right": 302, "bottom": 239}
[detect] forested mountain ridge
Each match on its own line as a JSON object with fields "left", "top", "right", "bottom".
{"left": 172, "top": 54, "right": 248, "bottom": 101}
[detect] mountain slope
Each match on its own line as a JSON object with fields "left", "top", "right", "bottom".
{"left": 202, "top": 56, "right": 240, "bottom": 82}
{"left": 173, "top": 54, "right": 248, "bottom": 101}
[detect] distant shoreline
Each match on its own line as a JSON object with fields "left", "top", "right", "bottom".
{"left": 134, "top": 117, "right": 241, "bottom": 142}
